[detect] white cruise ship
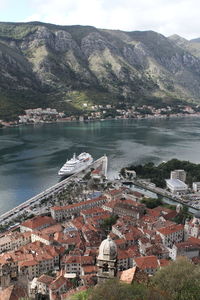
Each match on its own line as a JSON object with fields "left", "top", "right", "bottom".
{"left": 58, "top": 152, "right": 93, "bottom": 176}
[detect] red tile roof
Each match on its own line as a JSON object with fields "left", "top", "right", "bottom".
{"left": 134, "top": 256, "right": 158, "bottom": 270}
{"left": 188, "top": 237, "right": 200, "bottom": 245}
{"left": 37, "top": 274, "right": 54, "bottom": 285}
{"left": 21, "top": 216, "right": 56, "bottom": 230}
{"left": 159, "top": 259, "right": 170, "bottom": 267}
{"left": 18, "top": 259, "right": 38, "bottom": 267}
{"left": 49, "top": 276, "right": 66, "bottom": 291}
{"left": 62, "top": 255, "right": 94, "bottom": 265}
{"left": 0, "top": 284, "right": 28, "bottom": 300}
{"left": 82, "top": 265, "right": 97, "bottom": 274}
{"left": 51, "top": 196, "right": 107, "bottom": 211}
{"left": 157, "top": 224, "right": 184, "bottom": 236}
{"left": 120, "top": 267, "right": 137, "bottom": 284}
{"left": 175, "top": 241, "right": 200, "bottom": 249}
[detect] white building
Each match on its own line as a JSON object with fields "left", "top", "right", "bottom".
{"left": 193, "top": 182, "right": 200, "bottom": 192}
{"left": 170, "top": 170, "right": 186, "bottom": 182}
{"left": 170, "top": 241, "right": 200, "bottom": 260}
{"left": 166, "top": 179, "right": 188, "bottom": 194}
{"left": 156, "top": 224, "right": 184, "bottom": 248}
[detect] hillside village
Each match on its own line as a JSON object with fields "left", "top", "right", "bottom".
{"left": 1, "top": 164, "right": 200, "bottom": 299}
{"left": 1, "top": 103, "right": 200, "bottom": 127}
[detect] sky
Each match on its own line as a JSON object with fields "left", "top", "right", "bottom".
{"left": 0, "top": 0, "right": 199, "bottom": 39}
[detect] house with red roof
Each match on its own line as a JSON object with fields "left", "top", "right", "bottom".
{"left": 20, "top": 216, "right": 56, "bottom": 233}
{"left": 170, "top": 240, "right": 200, "bottom": 260}
{"left": 36, "top": 274, "right": 54, "bottom": 295}
{"left": 61, "top": 255, "right": 94, "bottom": 274}
{"left": 156, "top": 224, "right": 184, "bottom": 248}
{"left": 49, "top": 276, "right": 69, "bottom": 300}
{"left": 133, "top": 256, "right": 165, "bottom": 275}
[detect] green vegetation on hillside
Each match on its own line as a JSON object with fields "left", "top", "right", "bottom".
{"left": 121, "top": 159, "right": 200, "bottom": 188}
{"left": 1, "top": 22, "right": 200, "bottom": 120}
{"left": 152, "top": 257, "right": 200, "bottom": 300}
{"left": 70, "top": 258, "right": 200, "bottom": 300}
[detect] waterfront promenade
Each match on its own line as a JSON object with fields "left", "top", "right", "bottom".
{"left": 0, "top": 155, "right": 108, "bottom": 225}
{"left": 123, "top": 179, "right": 199, "bottom": 213}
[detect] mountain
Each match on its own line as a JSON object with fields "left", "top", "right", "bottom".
{"left": 169, "top": 34, "right": 200, "bottom": 59}
{"left": 1, "top": 22, "right": 200, "bottom": 120}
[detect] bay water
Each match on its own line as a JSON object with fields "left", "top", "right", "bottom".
{"left": 1, "top": 117, "right": 200, "bottom": 214}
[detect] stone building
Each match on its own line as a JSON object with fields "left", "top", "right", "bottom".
{"left": 184, "top": 212, "right": 200, "bottom": 239}
{"left": 97, "top": 236, "right": 117, "bottom": 283}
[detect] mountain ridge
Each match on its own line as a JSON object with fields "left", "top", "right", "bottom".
{"left": 0, "top": 22, "right": 200, "bottom": 120}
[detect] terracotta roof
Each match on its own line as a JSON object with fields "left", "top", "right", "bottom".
{"left": 175, "top": 241, "right": 200, "bottom": 249}
{"left": 62, "top": 255, "right": 94, "bottom": 265}
{"left": 115, "top": 238, "right": 126, "bottom": 245}
{"left": 82, "top": 265, "right": 97, "bottom": 274}
{"left": 49, "top": 276, "right": 66, "bottom": 291}
{"left": 152, "top": 206, "right": 173, "bottom": 214}
{"left": 37, "top": 274, "right": 54, "bottom": 285}
{"left": 159, "top": 259, "right": 170, "bottom": 267}
{"left": 163, "top": 211, "right": 178, "bottom": 220}
{"left": 0, "top": 284, "right": 28, "bottom": 300}
{"left": 81, "top": 207, "right": 105, "bottom": 216}
{"left": 18, "top": 259, "right": 38, "bottom": 267}
{"left": 157, "top": 224, "right": 184, "bottom": 236}
{"left": 134, "top": 256, "right": 158, "bottom": 270}
{"left": 120, "top": 267, "right": 137, "bottom": 284}
{"left": 51, "top": 196, "right": 107, "bottom": 211}
{"left": 41, "top": 224, "right": 63, "bottom": 235}
{"left": 188, "top": 237, "right": 200, "bottom": 245}
{"left": 142, "top": 215, "right": 158, "bottom": 223}
{"left": 32, "top": 231, "right": 53, "bottom": 242}
{"left": 21, "top": 216, "right": 55, "bottom": 230}
{"left": 118, "top": 249, "right": 130, "bottom": 259}
{"left": 106, "top": 188, "right": 125, "bottom": 196}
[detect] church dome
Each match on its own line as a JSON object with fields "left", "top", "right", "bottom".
{"left": 98, "top": 235, "right": 117, "bottom": 260}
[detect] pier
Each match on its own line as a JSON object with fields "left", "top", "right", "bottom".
{"left": 0, "top": 155, "right": 108, "bottom": 225}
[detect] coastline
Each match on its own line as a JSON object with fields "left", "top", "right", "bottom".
{"left": 1, "top": 111, "right": 200, "bottom": 130}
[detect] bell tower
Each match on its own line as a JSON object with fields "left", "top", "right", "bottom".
{"left": 97, "top": 235, "right": 117, "bottom": 283}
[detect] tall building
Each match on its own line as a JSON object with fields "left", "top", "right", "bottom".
{"left": 170, "top": 170, "right": 186, "bottom": 182}
{"left": 97, "top": 236, "right": 117, "bottom": 283}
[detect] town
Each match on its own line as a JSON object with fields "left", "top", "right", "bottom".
{"left": 1, "top": 103, "right": 200, "bottom": 127}
{"left": 0, "top": 157, "right": 200, "bottom": 299}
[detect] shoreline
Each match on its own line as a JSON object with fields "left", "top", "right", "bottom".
{"left": 1, "top": 111, "right": 200, "bottom": 130}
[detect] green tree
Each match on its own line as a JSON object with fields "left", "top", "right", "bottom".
{"left": 151, "top": 257, "right": 200, "bottom": 300}
{"left": 100, "top": 215, "right": 118, "bottom": 232}
{"left": 173, "top": 205, "right": 192, "bottom": 224}
{"left": 87, "top": 279, "right": 168, "bottom": 300}
{"left": 141, "top": 197, "right": 162, "bottom": 209}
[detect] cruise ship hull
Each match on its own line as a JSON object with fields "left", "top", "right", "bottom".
{"left": 58, "top": 161, "right": 92, "bottom": 176}
{"left": 58, "top": 153, "right": 93, "bottom": 176}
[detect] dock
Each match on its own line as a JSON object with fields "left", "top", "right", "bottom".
{"left": 0, "top": 155, "right": 108, "bottom": 225}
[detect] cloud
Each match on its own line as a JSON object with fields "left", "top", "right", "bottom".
{"left": 20, "top": 0, "right": 200, "bottom": 39}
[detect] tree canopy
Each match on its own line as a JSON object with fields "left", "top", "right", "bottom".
{"left": 151, "top": 257, "right": 200, "bottom": 300}
{"left": 121, "top": 158, "right": 200, "bottom": 187}
{"left": 70, "top": 258, "right": 200, "bottom": 300}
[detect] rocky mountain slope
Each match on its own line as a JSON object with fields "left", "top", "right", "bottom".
{"left": 0, "top": 22, "right": 200, "bottom": 120}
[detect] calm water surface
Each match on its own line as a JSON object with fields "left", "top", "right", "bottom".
{"left": 1, "top": 117, "right": 200, "bottom": 214}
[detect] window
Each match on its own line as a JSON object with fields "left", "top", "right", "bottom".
{"left": 103, "top": 263, "right": 109, "bottom": 272}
